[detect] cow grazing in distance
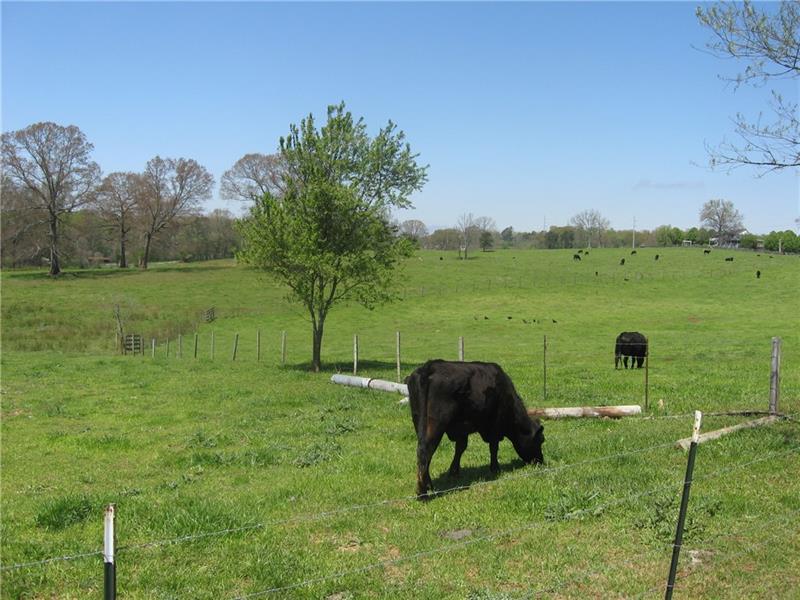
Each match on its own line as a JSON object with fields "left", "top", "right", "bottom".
{"left": 407, "top": 360, "right": 544, "bottom": 498}
{"left": 577, "top": 249, "right": 583, "bottom": 254}
{"left": 725, "top": 257, "right": 734, "bottom": 262}
{"left": 615, "top": 331, "right": 648, "bottom": 369}
{"left": 631, "top": 250, "right": 637, "bottom": 255}
{"left": 704, "top": 249, "right": 711, "bottom": 254}
{"left": 619, "top": 258, "right": 626, "bottom": 266}
{"left": 573, "top": 254, "right": 582, "bottom": 261}
{"left": 756, "top": 270, "right": 761, "bottom": 279}
{"left": 655, "top": 254, "right": 660, "bottom": 261}
{"left": 584, "top": 251, "right": 589, "bottom": 256}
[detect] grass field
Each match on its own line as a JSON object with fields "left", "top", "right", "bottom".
{"left": 1, "top": 247, "right": 798, "bottom": 598}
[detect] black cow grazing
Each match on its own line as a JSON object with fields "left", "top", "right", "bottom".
{"left": 615, "top": 331, "right": 648, "bottom": 369}
{"left": 756, "top": 270, "right": 761, "bottom": 279}
{"left": 577, "top": 249, "right": 583, "bottom": 254}
{"left": 654, "top": 254, "right": 660, "bottom": 261}
{"left": 619, "top": 258, "right": 626, "bottom": 266}
{"left": 725, "top": 256, "right": 734, "bottom": 262}
{"left": 407, "top": 360, "right": 544, "bottom": 498}
{"left": 595, "top": 271, "right": 599, "bottom": 276}
{"left": 584, "top": 251, "right": 589, "bottom": 256}
{"left": 631, "top": 250, "right": 637, "bottom": 255}
{"left": 573, "top": 254, "right": 582, "bottom": 261}
{"left": 704, "top": 249, "right": 711, "bottom": 254}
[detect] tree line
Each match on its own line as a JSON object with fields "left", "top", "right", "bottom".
{"left": 400, "top": 200, "right": 798, "bottom": 254}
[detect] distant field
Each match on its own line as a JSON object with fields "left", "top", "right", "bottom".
{"left": 1, "top": 247, "right": 798, "bottom": 598}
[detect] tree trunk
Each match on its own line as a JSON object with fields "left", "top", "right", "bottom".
{"left": 140, "top": 232, "right": 152, "bottom": 269}
{"left": 48, "top": 214, "right": 60, "bottom": 276}
{"left": 119, "top": 224, "right": 128, "bottom": 268}
{"left": 311, "top": 321, "right": 324, "bottom": 372}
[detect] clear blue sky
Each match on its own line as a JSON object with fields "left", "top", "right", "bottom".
{"left": 2, "top": 1, "right": 797, "bottom": 234}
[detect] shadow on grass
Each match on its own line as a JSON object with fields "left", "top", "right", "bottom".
{"left": 426, "top": 457, "right": 532, "bottom": 500}
{"left": 3, "top": 262, "right": 235, "bottom": 281}
{"left": 284, "top": 359, "right": 412, "bottom": 375}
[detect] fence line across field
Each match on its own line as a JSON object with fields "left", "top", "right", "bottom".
{"left": 3, "top": 441, "right": 795, "bottom": 576}
{"left": 0, "top": 437, "right": 685, "bottom": 573}
{"left": 230, "top": 446, "right": 799, "bottom": 599}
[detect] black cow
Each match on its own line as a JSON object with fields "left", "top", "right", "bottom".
{"left": 704, "top": 249, "right": 711, "bottom": 254}
{"left": 725, "top": 256, "right": 734, "bottom": 262}
{"left": 615, "top": 331, "right": 648, "bottom": 369}
{"left": 619, "top": 258, "right": 626, "bottom": 266}
{"left": 631, "top": 250, "right": 637, "bottom": 255}
{"left": 407, "top": 360, "right": 544, "bottom": 498}
{"left": 573, "top": 254, "right": 582, "bottom": 261}
{"left": 756, "top": 270, "right": 761, "bottom": 279}
{"left": 654, "top": 254, "right": 660, "bottom": 261}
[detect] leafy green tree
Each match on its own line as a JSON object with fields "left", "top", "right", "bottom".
{"left": 479, "top": 230, "right": 494, "bottom": 251}
{"left": 739, "top": 233, "right": 760, "bottom": 249}
{"left": 237, "top": 103, "right": 428, "bottom": 371}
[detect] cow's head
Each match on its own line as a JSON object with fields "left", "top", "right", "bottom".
{"left": 512, "top": 417, "right": 544, "bottom": 465}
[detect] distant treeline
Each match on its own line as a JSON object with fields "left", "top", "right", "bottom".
{"left": 417, "top": 225, "right": 799, "bottom": 253}
{"left": 1, "top": 206, "right": 240, "bottom": 269}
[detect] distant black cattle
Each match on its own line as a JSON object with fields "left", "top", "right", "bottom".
{"left": 615, "top": 331, "right": 648, "bottom": 369}
{"left": 655, "top": 254, "right": 660, "bottom": 261}
{"left": 756, "top": 270, "right": 761, "bottom": 279}
{"left": 704, "top": 249, "right": 711, "bottom": 254}
{"left": 584, "top": 251, "right": 589, "bottom": 256}
{"left": 573, "top": 254, "right": 581, "bottom": 261}
{"left": 725, "top": 257, "right": 734, "bottom": 262}
{"left": 577, "top": 249, "right": 583, "bottom": 254}
{"left": 619, "top": 258, "right": 626, "bottom": 266}
{"left": 407, "top": 360, "right": 544, "bottom": 498}
{"left": 631, "top": 250, "right": 637, "bottom": 255}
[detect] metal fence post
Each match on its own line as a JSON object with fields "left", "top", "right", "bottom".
{"left": 458, "top": 336, "right": 464, "bottom": 361}
{"left": 396, "top": 331, "right": 401, "bottom": 383}
{"left": 257, "top": 329, "right": 261, "bottom": 362}
{"left": 281, "top": 331, "right": 287, "bottom": 366}
{"left": 665, "top": 411, "right": 703, "bottom": 600}
{"left": 645, "top": 337, "right": 650, "bottom": 411}
{"left": 103, "top": 504, "right": 116, "bottom": 600}
{"left": 232, "top": 333, "right": 239, "bottom": 361}
{"left": 210, "top": 332, "right": 215, "bottom": 360}
{"left": 543, "top": 335, "right": 547, "bottom": 402}
{"left": 193, "top": 333, "right": 198, "bottom": 359}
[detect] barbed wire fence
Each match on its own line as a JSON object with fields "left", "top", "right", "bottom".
{"left": 3, "top": 430, "right": 797, "bottom": 598}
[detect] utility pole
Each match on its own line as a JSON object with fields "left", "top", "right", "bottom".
{"left": 632, "top": 216, "right": 637, "bottom": 249}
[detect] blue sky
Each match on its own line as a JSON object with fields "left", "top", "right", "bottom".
{"left": 2, "top": 1, "right": 797, "bottom": 234}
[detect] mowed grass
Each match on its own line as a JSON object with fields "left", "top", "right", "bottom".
{"left": 1, "top": 247, "right": 798, "bottom": 598}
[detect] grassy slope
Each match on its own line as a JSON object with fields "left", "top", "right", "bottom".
{"left": 1, "top": 248, "right": 798, "bottom": 598}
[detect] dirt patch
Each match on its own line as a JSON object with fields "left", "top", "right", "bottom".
{"left": 687, "top": 316, "right": 702, "bottom": 323}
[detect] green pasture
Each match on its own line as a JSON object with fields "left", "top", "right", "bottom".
{"left": 1, "top": 247, "right": 798, "bottom": 598}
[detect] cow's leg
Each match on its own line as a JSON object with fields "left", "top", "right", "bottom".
{"left": 624, "top": 356, "right": 630, "bottom": 369}
{"left": 489, "top": 439, "right": 500, "bottom": 473}
{"left": 448, "top": 436, "right": 468, "bottom": 477}
{"left": 417, "top": 420, "right": 444, "bottom": 498}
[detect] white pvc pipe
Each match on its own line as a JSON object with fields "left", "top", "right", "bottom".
{"left": 331, "top": 374, "right": 408, "bottom": 395}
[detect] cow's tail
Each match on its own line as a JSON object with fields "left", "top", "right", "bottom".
{"left": 407, "top": 364, "right": 430, "bottom": 441}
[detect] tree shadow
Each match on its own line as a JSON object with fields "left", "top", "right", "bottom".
{"left": 3, "top": 263, "right": 233, "bottom": 281}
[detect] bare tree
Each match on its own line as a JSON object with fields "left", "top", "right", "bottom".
{"left": 137, "top": 156, "right": 214, "bottom": 269}
{"left": 95, "top": 172, "right": 141, "bottom": 268}
{"left": 2, "top": 122, "right": 100, "bottom": 275}
{"left": 697, "top": 1, "right": 800, "bottom": 173}
{"left": 700, "top": 199, "right": 745, "bottom": 244}
{"left": 456, "top": 212, "right": 477, "bottom": 259}
{"left": 570, "top": 209, "right": 610, "bottom": 248}
{"left": 399, "top": 219, "right": 428, "bottom": 242}
{"left": 220, "top": 153, "right": 287, "bottom": 203}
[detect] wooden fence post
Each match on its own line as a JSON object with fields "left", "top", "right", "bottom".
{"left": 353, "top": 334, "right": 359, "bottom": 375}
{"left": 257, "top": 329, "right": 261, "bottom": 362}
{"left": 396, "top": 331, "right": 401, "bottom": 382}
{"left": 770, "top": 337, "right": 781, "bottom": 414}
{"left": 151, "top": 338, "right": 156, "bottom": 358}
{"left": 193, "top": 333, "right": 198, "bottom": 359}
{"left": 281, "top": 331, "right": 287, "bottom": 366}
{"left": 166, "top": 339, "right": 170, "bottom": 358}
{"left": 458, "top": 336, "right": 464, "bottom": 361}
{"left": 232, "top": 333, "right": 239, "bottom": 361}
